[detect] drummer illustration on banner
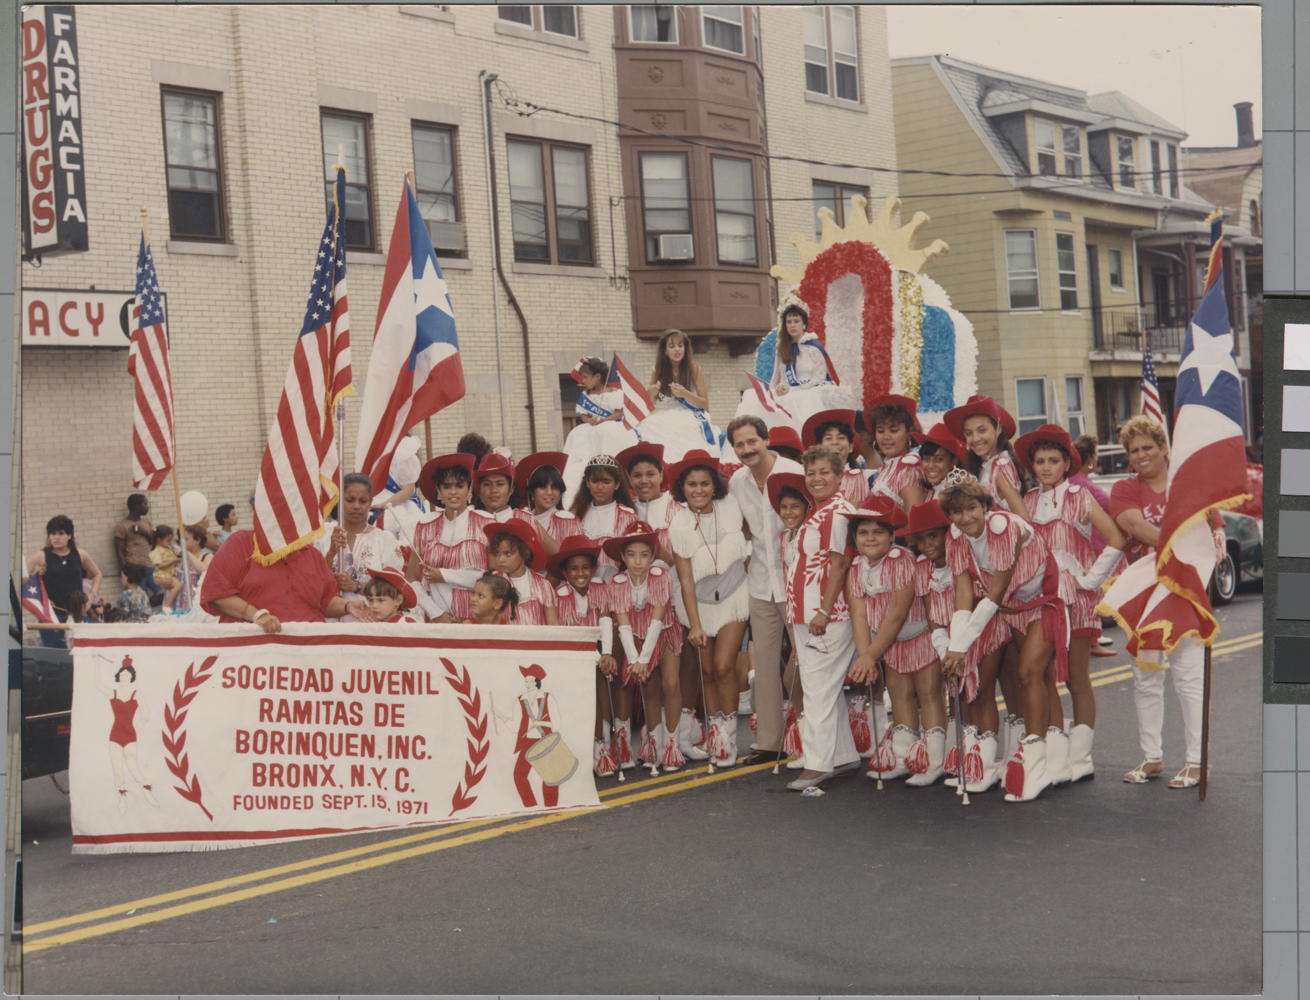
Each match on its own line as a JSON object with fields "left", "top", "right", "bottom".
{"left": 93, "top": 654, "right": 161, "bottom": 815}
{"left": 496, "top": 664, "right": 578, "bottom": 809}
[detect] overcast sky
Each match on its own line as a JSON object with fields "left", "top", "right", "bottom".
{"left": 885, "top": 5, "right": 1262, "bottom": 149}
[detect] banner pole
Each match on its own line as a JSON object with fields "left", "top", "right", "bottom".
{"left": 1199, "top": 641, "right": 1212, "bottom": 802}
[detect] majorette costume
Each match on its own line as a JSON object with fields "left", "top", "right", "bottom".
{"left": 944, "top": 396, "right": 1022, "bottom": 511}
{"left": 785, "top": 487, "right": 860, "bottom": 778}
{"left": 109, "top": 690, "right": 139, "bottom": 747}
{"left": 943, "top": 483, "right": 1070, "bottom": 801}
{"left": 474, "top": 454, "right": 540, "bottom": 529}
{"left": 847, "top": 495, "right": 938, "bottom": 782}
{"left": 449, "top": 520, "right": 556, "bottom": 625}
{"left": 864, "top": 395, "right": 926, "bottom": 511}
{"left": 604, "top": 522, "right": 688, "bottom": 769}
{"left": 576, "top": 456, "right": 639, "bottom": 583}
{"left": 407, "top": 455, "right": 492, "bottom": 619}
{"left": 516, "top": 452, "right": 584, "bottom": 548}
{"left": 617, "top": 442, "right": 687, "bottom": 614}
{"left": 767, "top": 470, "right": 812, "bottom": 762}
{"left": 911, "top": 424, "right": 968, "bottom": 504}
{"left": 513, "top": 664, "right": 559, "bottom": 809}
{"left": 802, "top": 409, "right": 869, "bottom": 506}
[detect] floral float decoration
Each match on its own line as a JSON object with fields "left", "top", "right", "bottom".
{"left": 745, "top": 195, "right": 978, "bottom": 432}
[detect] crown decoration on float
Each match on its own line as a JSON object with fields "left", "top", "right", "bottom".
{"left": 754, "top": 194, "right": 980, "bottom": 432}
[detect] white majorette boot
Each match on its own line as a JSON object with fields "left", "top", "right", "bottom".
{"left": 848, "top": 695, "right": 873, "bottom": 757}
{"left": 660, "top": 714, "right": 686, "bottom": 771}
{"left": 1004, "top": 734, "right": 1050, "bottom": 802}
{"left": 614, "top": 718, "right": 636, "bottom": 770}
{"left": 872, "top": 699, "right": 888, "bottom": 751}
{"left": 906, "top": 727, "right": 947, "bottom": 787}
{"left": 1068, "top": 724, "right": 1095, "bottom": 782}
{"left": 961, "top": 730, "right": 1000, "bottom": 791}
{"left": 1046, "top": 727, "right": 1072, "bottom": 786}
{"left": 718, "top": 713, "right": 738, "bottom": 767}
{"left": 595, "top": 737, "right": 617, "bottom": 776}
{"left": 869, "top": 724, "right": 916, "bottom": 780}
{"left": 1005, "top": 717, "right": 1027, "bottom": 764}
{"left": 638, "top": 724, "right": 657, "bottom": 765}
{"left": 945, "top": 725, "right": 979, "bottom": 785}
{"left": 679, "top": 708, "right": 709, "bottom": 760}
{"left": 141, "top": 784, "right": 160, "bottom": 807}
{"left": 904, "top": 729, "right": 929, "bottom": 775}
{"left": 996, "top": 715, "right": 1011, "bottom": 762}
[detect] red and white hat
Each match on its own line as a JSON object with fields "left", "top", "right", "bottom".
{"left": 367, "top": 566, "right": 418, "bottom": 609}
{"left": 802, "top": 408, "right": 857, "bottom": 447}
{"left": 847, "top": 493, "right": 909, "bottom": 530}
{"left": 896, "top": 499, "right": 951, "bottom": 538}
{"left": 943, "top": 394, "right": 1017, "bottom": 441}
{"left": 766, "top": 471, "right": 812, "bottom": 518}
{"left": 514, "top": 451, "right": 568, "bottom": 493}
{"left": 864, "top": 394, "right": 922, "bottom": 433}
{"left": 912, "top": 423, "right": 968, "bottom": 463}
{"left": 483, "top": 518, "right": 547, "bottom": 571}
{"left": 1013, "top": 423, "right": 1082, "bottom": 477}
{"left": 601, "top": 520, "right": 661, "bottom": 565}
{"left": 417, "top": 453, "right": 475, "bottom": 504}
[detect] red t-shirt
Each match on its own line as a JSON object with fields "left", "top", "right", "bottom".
{"left": 200, "top": 530, "right": 340, "bottom": 623}
{"left": 1109, "top": 475, "right": 1222, "bottom": 563}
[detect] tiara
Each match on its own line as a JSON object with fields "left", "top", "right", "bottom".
{"left": 941, "top": 467, "right": 978, "bottom": 491}
{"left": 586, "top": 454, "right": 620, "bottom": 471}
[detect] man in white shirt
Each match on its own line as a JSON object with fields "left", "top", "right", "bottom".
{"left": 726, "top": 415, "right": 803, "bottom": 763}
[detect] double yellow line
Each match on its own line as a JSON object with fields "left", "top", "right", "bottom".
{"left": 24, "top": 761, "right": 776, "bottom": 953}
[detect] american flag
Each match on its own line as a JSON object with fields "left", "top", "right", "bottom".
{"left": 608, "top": 353, "right": 654, "bottom": 431}
{"left": 127, "top": 233, "right": 174, "bottom": 491}
{"left": 745, "top": 370, "right": 794, "bottom": 418}
{"left": 1101, "top": 211, "right": 1249, "bottom": 666}
{"left": 1140, "top": 333, "right": 1168, "bottom": 445}
{"left": 20, "top": 575, "right": 55, "bottom": 624}
{"left": 252, "top": 167, "right": 353, "bottom": 564}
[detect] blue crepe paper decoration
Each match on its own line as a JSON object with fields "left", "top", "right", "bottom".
{"left": 919, "top": 306, "right": 956, "bottom": 412}
{"left": 754, "top": 328, "right": 778, "bottom": 381}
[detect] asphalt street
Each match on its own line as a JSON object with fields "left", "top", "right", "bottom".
{"left": 20, "top": 586, "right": 1262, "bottom": 996}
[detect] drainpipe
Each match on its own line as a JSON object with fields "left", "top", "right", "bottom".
{"left": 482, "top": 71, "right": 539, "bottom": 453}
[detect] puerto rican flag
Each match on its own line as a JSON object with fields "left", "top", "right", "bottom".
{"left": 21, "top": 575, "right": 56, "bottom": 624}
{"left": 745, "top": 370, "right": 793, "bottom": 419}
{"left": 607, "top": 353, "right": 653, "bottom": 432}
{"left": 1100, "top": 212, "right": 1248, "bottom": 667}
{"left": 354, "top": 176, "right": 464, "bottom": 491}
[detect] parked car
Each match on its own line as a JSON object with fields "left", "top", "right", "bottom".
{"left": 22, "top": 646, "right": 72, "bottom": 780}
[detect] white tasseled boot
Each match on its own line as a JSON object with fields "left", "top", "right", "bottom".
{"left": 945, "top": 725, "right": 979, "bottom": 786}
{"left": 614, "top": 718, "right": 635, "bottom": 770}
{"left": 1046, "top": 727, "right": 1072, "bottom": 786}
{"left": 678, "top": 708, "right": 709, "bottom": 760}
{"left": 996, "top": 715, "right": 1012, "bottom": 762}
{"left": 877, "top": 724, "right": 915, "bottom": 780}
{"left": 963, "top": 731, "right": 1000, "bottom": 792}
{"left": 905, "top": 727, "right": 947, "bottom": 787}
{"left": 1006, "top": 717, "right": 1027, "bottom": 763}
{"left": 1068, "top": 723, "right": 1095, "bottom": 782}
{"left": 1004, "top": 734, "right": 1050, "bottom": 802}
{"left": 719, "top": 712, "right": 738, "bottom": 767}
{"left": 660, "top": 712, "right": 686, "bottom": 771}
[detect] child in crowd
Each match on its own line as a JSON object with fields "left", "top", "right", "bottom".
{"left": 463, "top": 573, "right": 518, "bottom": 625}
{"left": 569, "top": 455, "right": 638, "bottom": 583}
{"left": 214, "top": 504, "right": 238, "bottom": 545}
{"left": 149, "top": 525, "right": 183, "bottom": 610}
{"left": 117, "top": 564, "right": 152, "bottom": 623}
{"left": 476, "top": 522, "right": 559, "bottom": 626}
{"left": 605, "top": 523, "right": 686, "bottom": 771}
{"left": 912, "top": 424, "right": 966, "bottom": 502}
{"left": 864, "top": 395, "right": 926, "bottom": 512}
{"left": 562, "top": 358, "right": 637, "bottom": 499}
{"left": 548, "top": 536, "right": 618, "bottom": 775}
{"left": 768, "top": 471, "right": 812, "bottom": 767}
{"left": 802, "top": 409, "right": 869, "bottom": 505}
{"left": 847, "top": 495, "right": 945, "bottom": 787}
{"left": 362, "top": 568, "right": 422, "bottom": 624}
{"left": 517, "top": 452, "right": 582, "bottom": 559}
{"left": 1014, "top": 424, "right": 1127, "bottom": 785}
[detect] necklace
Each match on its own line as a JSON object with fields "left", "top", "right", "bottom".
{"left": 694, "top": 503, "right": 721, "bottom": 601}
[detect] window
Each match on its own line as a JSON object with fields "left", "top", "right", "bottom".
{"left": 1150, "top": 140, "right": 1163, "bottom": 195}
{"left": 629, "top": 4, "right": 676, "bottom": 43}
{"left": 1108, "top": 247, "right": 1124, "bottom": 290}
{"left": 499, "top": 5, "right": 578, "bottom": 37}
{"left": 711, "top": 155, "right": 756, "bottom": 266}
{"left": 411, "top": 124, "right": 460, "bottom": 255}
{"left": 507, "top": 138, "right": 593, "bottom": 265}
{"left": 1062, "top": 124, "right": 1082, "bottom": 178}
{"left": 803, "top": 6, "right": 859, "bottom": 102}
{"left": 752, "top": 6, "right": 761, "bottom": 64}
{"left": 1168, "top": 144, "right": 1180, "bottom": 199}
{"left": 1005, "top": 229, "right": 1040, "bottom": 310}
{"left": 321, "top": 112, "right": 373, "bottom": 250}
{"left": 1117, "top": 135, "right": 1135, "bottom": 189}
{"left": 1066, "top": 377, "right": 1086, "bottom": 438}
{"left": 702, "top": 5, "right": 743, "bottom": 54}
{"left": 811, "top": 180, "right": 867, "bottom": 241}
{"left": 1015, "top": 377, "right": 1048, "bottom": 436}
{"left": 640, "top": 151, "right": 691, "bottom": 262}
{"left": 1035, "top": 118, "right": 1056, "bottom": 176}
{"left": 1056, "top": 231, "right": 1078, "bottom": 311}
{"left": 162, "top": 89, "right": 225, "bottom": 240}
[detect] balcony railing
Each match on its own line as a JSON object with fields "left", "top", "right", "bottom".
{"left": 1092, "top": 293, "right": 1262, "bottom": 354}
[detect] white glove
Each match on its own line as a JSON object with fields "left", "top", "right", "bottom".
{"left": 931, "top": 627, "right": 950, "bottom": 661}
{"left": 638, "top": 620, "right": 664, "bottom": 665}
{"left": 599, "top": 616, "right": 613, "bottom": 655}
{"left": 947, "top": 610, "right": 971, "bottom": 649}
{"left": 442, "top": 567, "right": 484, "bottom": 590}
{"left": 619, "top": 625, "right": 639, "bottom": 664}
{"left": 948, "top": 598, "right": 998, "bottom": 653}
{"left": 1077, "top": 547, "right": 1123, "bottom": 593}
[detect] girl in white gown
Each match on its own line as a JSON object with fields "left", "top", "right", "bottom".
{"left": 734, "top": 304, "right": 852, "bottom": 436}
{"left": 638, "top": 330, "right": 723, "bottom": 465}
{"left": 562, "top": 357, "right": 639, "bottom": 502}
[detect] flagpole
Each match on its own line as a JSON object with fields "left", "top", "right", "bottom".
{"left": 334, "top": 148, "right": 347, "bottom": 576}
{"left": 143, "top": 206, "right": 192, "bottom": 609}
{"left": 405, "top": 169, "right": 436, "bottom": 469}
{"left": 1199, "top": 577, "right": 1215, "bottom": 801}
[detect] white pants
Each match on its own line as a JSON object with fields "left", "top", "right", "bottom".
{"left": 792, "top": 620, "right": 859, "bottom": 773}
{"left": 1132, "top": 634, "right": 1205, "bottom": 764}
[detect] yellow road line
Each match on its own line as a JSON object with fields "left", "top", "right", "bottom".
{"left": 25, "top": 763, "right": 774, "bottom": 952}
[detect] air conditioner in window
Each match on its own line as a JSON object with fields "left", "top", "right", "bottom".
{"left": 425, "top": 220, "right": 465, "bottom": 254}
{"left": 658, "top": 233, "right": 693, "bottom": 261}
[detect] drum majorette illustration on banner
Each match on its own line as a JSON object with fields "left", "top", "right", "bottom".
{"left": 734, "top": 195, "right": 979, "bottom": 436}
{"left": 495, "top": 663, "right": 579, "bottom": 809}
{"left": 93, "top": 654, "right": 161, "bottom": 815}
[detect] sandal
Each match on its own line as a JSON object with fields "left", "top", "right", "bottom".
{"left": 1168, "top": 763, "right": 1206, "bottom": 789}
{"left": 1123, "top": 759, "right": 1164, "bottom": 784}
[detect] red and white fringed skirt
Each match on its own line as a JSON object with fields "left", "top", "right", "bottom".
{"left": 882, "top": 627, "right": 937, "bottom": 675}
{"left": 1071, "top": 587, "right": 1102, "bottom": 638}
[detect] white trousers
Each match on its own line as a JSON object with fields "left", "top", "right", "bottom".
{"left": 792, "top": 620, "right": 859, "bottom": 773}
{"left": 1132, "top": 634, "right": 1205, "bottom": 764}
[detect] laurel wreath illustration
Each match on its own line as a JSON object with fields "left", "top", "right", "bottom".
{"left": 442, "top": 657, "right": 489, "bottom": 816}
{"left": 161, "top": 655, "right": 217, "bottom": 822}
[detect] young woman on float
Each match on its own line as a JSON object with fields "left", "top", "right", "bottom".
{"left": 937, "top": 470, "right": 1065, "bottom": 803}
{"left": 1013, "top": 424, "right": 1128, "bottom": 784}
{"left": 667, "top": 450, "right": 751, "bottom": 769}
{"left": 640, "top": 330, "right": 722, "bottom": 465}
{"left": 864, "top": 395, "right": 927, "bottom": 512}
{"left": 846, "top": 495, "right": 947, "bottom": 787}
{"left": 604, "top": 523, "right": 688, "bottom": 771}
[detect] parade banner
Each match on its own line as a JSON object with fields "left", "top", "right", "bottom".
{"left": 68, "top": 624, "right": 602, "bottom": 854}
